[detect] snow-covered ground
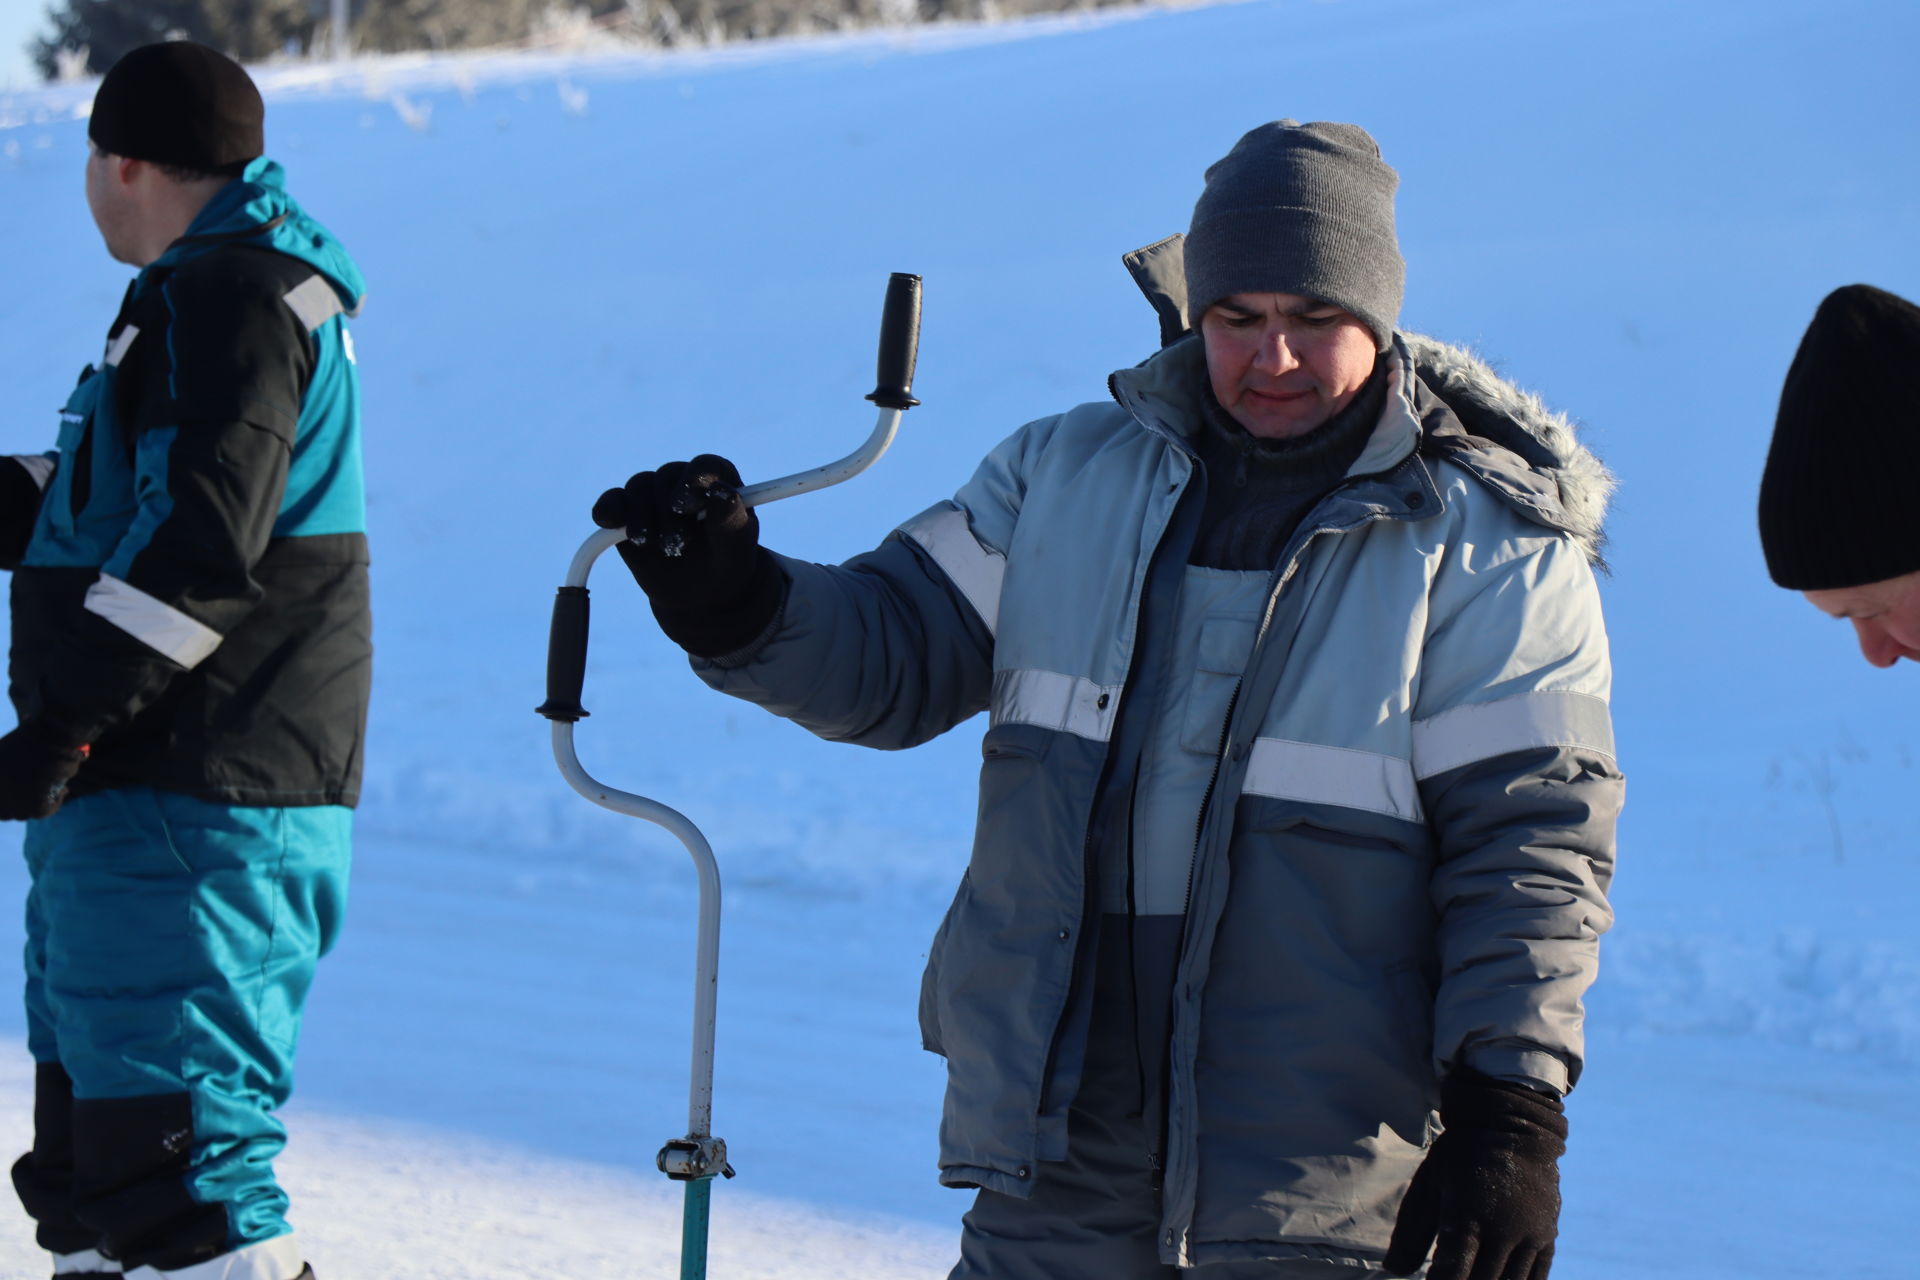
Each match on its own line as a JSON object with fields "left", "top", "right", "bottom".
{"left": 2, "top": 0, "right": 1918, "bottom": 1275}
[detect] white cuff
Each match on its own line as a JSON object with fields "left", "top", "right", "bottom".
{"left": 125, "top": 1233, "right": 303, "bottom": 1280}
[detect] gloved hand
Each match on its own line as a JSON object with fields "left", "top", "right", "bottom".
{"left": 592, "top": 454, "right": 785, "bottom": 659}
{"left": 0, "top": 722, "right": 89, "bottom": 821}
{"left": 1384, "top": 1066, "right": 1568, "bottom": 1280}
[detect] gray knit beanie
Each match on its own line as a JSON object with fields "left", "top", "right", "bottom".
{"left": 1184, "top": 120, "right": 1404, "bottom": 350}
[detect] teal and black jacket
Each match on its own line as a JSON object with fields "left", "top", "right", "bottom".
{"left": 1, "top": 159, "right": 371, "bottom": 807}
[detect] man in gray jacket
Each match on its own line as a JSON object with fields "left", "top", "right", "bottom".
{"left": 1760, "top": 283, "right": 1920, "bottom": 666}
{"left": 596, "top": 121, "right": 1621, "bottom": 1280}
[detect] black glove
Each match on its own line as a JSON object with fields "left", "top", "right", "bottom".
{"left": 592, "top": 454, "right": 785, "bottom": 659}
{"left": 0, "top": 722, "right": 89, "bottom": 821}
{"left": 1384, "top": 1066, "right": 1568, "bottom": 1280}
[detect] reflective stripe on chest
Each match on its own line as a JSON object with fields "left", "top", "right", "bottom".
{"left": 103, "top": 324, "right": 140, "bottom": 368}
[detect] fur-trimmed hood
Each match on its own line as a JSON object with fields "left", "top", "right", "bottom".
{"left": 1122, "top": 234, "right": 1614, "bottom": 564}
{"left": 1403, "top": 334, "right": 1614, "bottom": 564}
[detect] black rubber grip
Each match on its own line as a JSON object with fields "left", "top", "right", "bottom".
{"left": 535, "top": 585, "right": 591, "bottom": 722}
{"left": 866, "top": 272, "right": 922, "bottom": 410}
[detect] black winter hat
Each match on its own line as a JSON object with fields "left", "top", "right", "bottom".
{"left": 1759, "top": 284, "right": 1920, "bottom": 591}
{"left": 89, "top": 41, "right": 263, "bottom": 174}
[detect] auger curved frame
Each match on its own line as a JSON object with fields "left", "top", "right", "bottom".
{"left": 537, "top": 274, "right": 922, "bottom": 1280}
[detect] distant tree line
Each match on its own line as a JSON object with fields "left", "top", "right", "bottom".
{"left": 32, "top": 0, "right": 1140, "bottom": 78}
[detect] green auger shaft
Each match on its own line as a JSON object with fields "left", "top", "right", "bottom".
{"left": 680, "top": 1175, "right": 715, "bottom": 1280}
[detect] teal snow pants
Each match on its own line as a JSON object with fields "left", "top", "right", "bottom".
{"left": 12, "top": 788, "right": 350, "bottom": 1271}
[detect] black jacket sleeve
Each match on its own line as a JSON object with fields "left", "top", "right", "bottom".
{"left": 30, "top": 252, "right": 316, "bottom": 746}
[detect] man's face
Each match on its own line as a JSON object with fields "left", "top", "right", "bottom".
{"left": 1803, "top": 568, "right": 1920, "bottom": 667}
{"left": 84, "top": 144, "right": 140, "bottom": 266}
{"left": 1200, "top": 292, "right": 1380, "bottom": 440}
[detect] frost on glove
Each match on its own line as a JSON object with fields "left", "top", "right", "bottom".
{"left": 592, "top": 454, "right": 785, "bottom": 660}
{"left": 1384, "top": 1066, "right": 1568, "bottom": 1280}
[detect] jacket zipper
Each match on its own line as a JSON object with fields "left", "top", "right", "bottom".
{"left": 1034, "top": 455, "right": 1204, "bottom": 1130}
{"left": 1159, "top": 453, "right": 1437, "bottom": 1261}
{"left": 1182, "top": 685, "right": 1237, "bottom": 920}
{"left": 1152, "top": 538, "right": 1312, "bottom": 1222}
{"left": 1163, "top": 465, "right": 1413, "bottom": 1252}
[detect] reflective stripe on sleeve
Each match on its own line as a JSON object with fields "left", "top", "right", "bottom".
{"left": 10, "top": 455, "right": 54, "bottom": 490}
{"left": 897, "top": 503, "right": 1005, "bottom": 636}
{"left": 1241, "top": 738, "right": 1423, "bottom": 822}
{"left": 83, "top": 574, "right": 223, "bottom": 669}
{"left": 1411, "top": 689, "right": 1615, "bottom": 781}
{"left": 283, "top": 275, "right": 345, "bottom": 331}
{"left": 103, "top": 324, "right": 140, "bottom": 368}
{"left": 990, "top": 668, "right": 1121, "bottom": 743}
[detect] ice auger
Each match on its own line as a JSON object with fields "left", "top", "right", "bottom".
{"left": 536, "top": 273, "right": 923, "bottom": 1280}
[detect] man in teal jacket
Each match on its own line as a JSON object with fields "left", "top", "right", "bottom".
{"left": 0, "top": 43, "right": 368, "bottom": 1280}
{"left": 598, "top": 122, "right": 1620, "bottom": 1280}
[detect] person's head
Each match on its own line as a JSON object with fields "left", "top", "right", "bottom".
{"left": 84, "top": 41, "right": 262, "bottom": 267}
{"left": 1759, "top": 284, "right": 1920, "bottom": 666}
{"left": 1184, "top": 120, "right": 1403, "bottom": 440}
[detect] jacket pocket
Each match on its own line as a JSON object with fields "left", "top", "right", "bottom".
{"left": 918, "top": 870, "right": 971, "bottom": 1055}
{"left": 1385, "top": 958, "right": 1442, "bottom": 1145}
{"left": 980, "top": 720, "right": 1053, "bottom": 764}
{"left": 1179, "top": 614, "right": 1258, "bottom": 753}
{"left": 48, "top": 374, "right": 102, "bottom": 537}
{"left": 970, "top": 722, "right": 1056, "bottom": 888}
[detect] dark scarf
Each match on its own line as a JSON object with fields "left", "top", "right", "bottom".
{"left": 1188, "top": 359, "right": 1391, "bottom": 571}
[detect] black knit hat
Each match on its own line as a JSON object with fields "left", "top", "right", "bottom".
{"left": 1184, "top": 120, "right": 1404, "bottom": 351}
{"left": 89, "top": 42, "right": 263, "bottom": 174}
{"left": 1759, "top": 284, "right": 1920, "bottom": 590}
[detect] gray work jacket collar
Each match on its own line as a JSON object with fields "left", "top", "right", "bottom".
{"left": 1108, "top": 331, "right": 1611, "bottom": 564}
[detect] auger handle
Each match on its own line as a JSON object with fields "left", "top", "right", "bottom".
{"left": 539, "top": 272, "right": 924, "bottom": 720}
{"left": 736, "top": 273, "right": 922, "bottom": 508}
{"left": 865, "top": 272, "right": 922, "bottom": 411}
{"left": 535, "top": 586, "right": 590, "bottom": 724}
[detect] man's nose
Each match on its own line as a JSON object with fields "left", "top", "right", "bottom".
{"left": 1854, "top": 619, "right": 1903, "bottom": 668}
{"left": 1252, "top": 330, "right": 1299, "bottom": 375}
